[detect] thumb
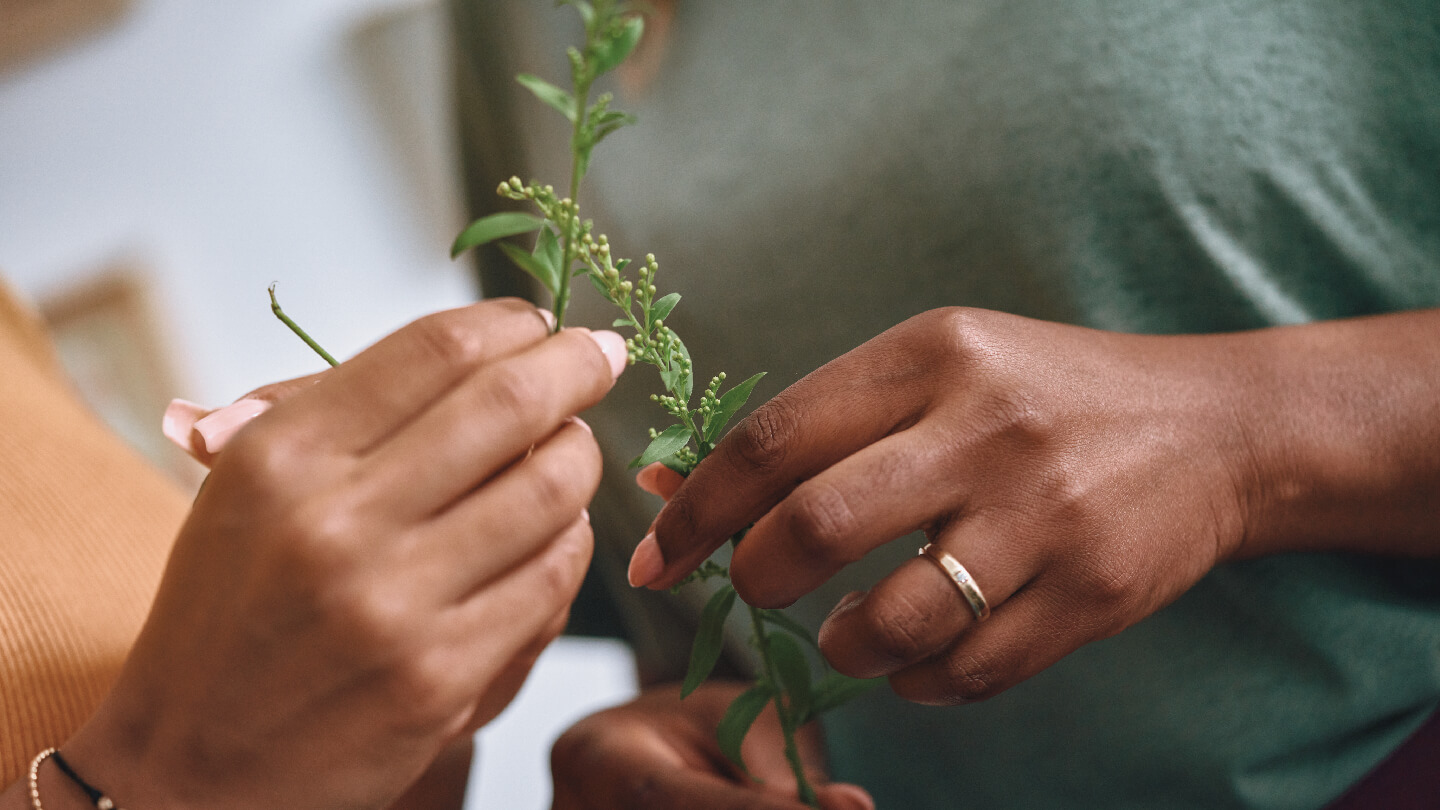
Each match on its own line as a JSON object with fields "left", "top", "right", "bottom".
{"left": 162, "top": 373, "right": 326, "bottom": 466}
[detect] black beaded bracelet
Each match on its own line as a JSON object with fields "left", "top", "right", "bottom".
{"left": 50, "top": 751, "right": 126, "bottom": 810}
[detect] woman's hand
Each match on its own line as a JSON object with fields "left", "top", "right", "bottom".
{"left": 628, "top": 307, "right": 1269, "bottom": 705}
{"left": 631, "top": 306, "right": 1440, "bottom": 707}
{"left": 551, "top": 683, "right": 873, "bottom": 810}
{"left": 56, "top": 299, "right": 627, "bottom": 810}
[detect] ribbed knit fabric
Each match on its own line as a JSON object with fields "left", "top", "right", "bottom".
{"left": 0, "top": 278, "right": 187, "bottom": 786}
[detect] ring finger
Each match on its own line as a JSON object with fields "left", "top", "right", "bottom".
{"left": 816, "top": 514, "right": 1036, "bottom": 680}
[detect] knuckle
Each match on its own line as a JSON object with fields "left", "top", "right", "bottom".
{"left": 730, "top": 393, "right": 802, "bottom": 473}
{"left": 412, "top": 311, "right": 488, "bottom": 367}
{"left": 937, "top": 652, "right": 1005, "bottom": 703}
{"left": 483, "top": 364, "right": 546, "bottom": 424}
{"left": 781, "top": 483, "right": 859, "bottom": 567}
{"left": 387, "top": 648, "right": 460, "bottom": 729}
{"left": 528, "top": 450, "right": 591, "bottom": 513}
{"left": 533, "top": 533, "right": 591, "bottom": 605}
{"left": 281, "top": 498, "right": 365, "bottom": 578}
{"left": 857, "top": 591, "right": 934, "bottom": 665}
{"left": 335, "top": 586, "right": 412, "bottom": 650}
{"left": 223, "top": 429, "right": 305, "bottom": 493}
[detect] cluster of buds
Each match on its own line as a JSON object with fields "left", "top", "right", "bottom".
{"left": 496, "top": 176, "right": 540, "bottom": 201}
{"left": 697, "top": 372, "right": 727, "bottom": 424}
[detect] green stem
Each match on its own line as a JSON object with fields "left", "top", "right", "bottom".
{"left": 269, "top": 285, "right": 339, "bottom": 367}
{"left": 747, "top": 604, "right": 820, "bottom": 808}
{"left": 554, "top": 79, "right": 592, "bottom": 331}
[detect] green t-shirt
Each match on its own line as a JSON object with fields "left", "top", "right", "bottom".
{"left": 453, "top": 2, "right": 1440, "bottom": 807}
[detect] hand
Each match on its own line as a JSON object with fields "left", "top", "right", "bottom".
{"left": 633, "top": 307, "right": 1259, "bottom": 705}
{"left": 551, "top": 683, "right": 873, "bottom": 810}
{"left": 58, "top": 299, "right": 628, "bottom": 810}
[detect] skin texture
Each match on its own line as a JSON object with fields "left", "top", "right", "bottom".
{"left": 631, "top": 305, "right": 1440, "bottom": 707}
{"left": 2, "top": 299, "right": 618, "bottom": 810}
{"left": 558, "top": 305, "right": 1440, "bottom": 806}
{"left": 551, "top": 683, "right": 873, "bottom": 810}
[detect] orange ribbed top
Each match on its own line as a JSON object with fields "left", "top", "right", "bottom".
{"left": 0, "top": 278, "right": 188, "bottom": 786}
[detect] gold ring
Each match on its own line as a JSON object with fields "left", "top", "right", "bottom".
{"left": 918, "top": 543, "right": 991, "bottom": 621}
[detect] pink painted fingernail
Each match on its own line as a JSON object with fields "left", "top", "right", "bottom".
{"left": 537, "top": 308, "right": 556, "bottom": 331}
{"left": 627, "top": 531, "right": 665, "bottom": 588}
{"left": 193, "top": 398, "right": 272, "bottom": 454}
{"left": 162, "top": 399, "right": 209, "bottom": 456}
{"left": 585, "top": 329, "right": 628, "bottom": 380}
{"left": 566, "top": 415, "right": 593, "bottom": 435}
{"left": 581, "top": 507, "right": 591, "bottom": 523}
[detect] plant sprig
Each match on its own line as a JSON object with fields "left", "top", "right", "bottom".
{"left": 281, "top": 2, "right": 880, "bottom": 804}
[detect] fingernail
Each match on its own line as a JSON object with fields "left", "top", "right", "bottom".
{"left": 627, "top": 531, "right": 665, "bottom": 588}
{"left": 162, "top": 399, "right": 209, "bottom": 455}
{"left": 566, "top": 415, "right": 593, "bottom": 435}
{"left": 635, "top": 462, "right": 684, "bottom": 500}
{"left": 585, "top": 329, "right": 628, "bottom": 380}
{"left": 580, "top": 507, "right": 591, "bottom": 523}
{"left": 537, "top": 308, "right": 556, "bottom": 331}
{"left": 193, "top": 398, "right": 271, "bottom": 454}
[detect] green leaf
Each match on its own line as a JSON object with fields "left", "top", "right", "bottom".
{"left": 575, "top": 146, "right": 593, "bottom": 186}
{"left": 612, "top": 317, "right": 631, "bottom": 328}
{"left": 631, "top": 424, "right": 693, "bottom": 468}
{"left": 802, "top": 672, "right": 883, "bottom": 724}
{"left": 516, "top": 73, "right": 576, "bottom": 122}
{"left": 767, "top": 632, "right": 812, "bottom": 724}
{"left": 587, "top": 272, "right": 609, "bottom": 297}
{"left": 704, "top": 372, "right": 766, "bottom": 443}
{"left": 592, "top": 15, "right": 644, "bottom": 77}
{"left": 681, "top": 584, "right": 737, "bottom": 698}
{"left": 717, "top": 681, "right": 774, "bottom": 779}
{"left": 499, "top": 241, "right": 559, "bottom": 296}
{"left": 536, "top": 224, "right": 563, "bottom": 281}
{"left": 672, "top": 333, "right": 694, "bottom": 401}
{"left": 650, "top": 292, "right": 680, "bottom": 326}
{"left": 451, "top": 212, "right": 545, "bottom": 258}
{"left": 592, "top": 111, "right": 638, "bottom": 146}
{"left": 759, "top": 610, "right": 820, "bottom": 653}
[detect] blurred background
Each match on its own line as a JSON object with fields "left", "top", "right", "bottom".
{"left": 0, "top": 0, "right": 637, "bottom": 806}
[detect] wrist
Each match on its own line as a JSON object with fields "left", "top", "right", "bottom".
{"left": 56, "top": 690, "right": 193, "bottom": 810}
{"left": 1212, "top": 315, "right": 1440, "bottom": 559}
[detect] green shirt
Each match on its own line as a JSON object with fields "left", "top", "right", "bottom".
{"left": 454, "top": 1, "right": 1440, "bottom": 807}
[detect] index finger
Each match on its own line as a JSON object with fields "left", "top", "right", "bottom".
{"left": 641, "top": 340, "right": 925, "bottom": 590}
{"left": 271, "top": 298, "right": 553, "bottom": 455}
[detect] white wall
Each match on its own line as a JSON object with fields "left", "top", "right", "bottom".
{"left": 0, "top": 2, "right": 636, "bottom": 806}
{"left": 0, "top": 0, "right": 472, "bottom": 405}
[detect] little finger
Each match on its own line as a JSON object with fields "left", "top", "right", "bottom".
{"left": 444, "top": 516, "right": 593, "bottom": 695}
{"left": 886, "top": 582, "right": 1079, "bottom": 705}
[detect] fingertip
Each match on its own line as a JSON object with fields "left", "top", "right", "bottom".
{"left": 584, "top": 329, "right": 628, "bottom": 380}
{"left": 635, "top": 461, "right": 684, "bottom": 500}
{"left": 817, "top": 783, "right": 875, "bottom": 810}
{"left": 162, "top": 399, "right": 209, "bottom": 456}
{"left": 627, "top": 531, "right": 665, "bottom": 588}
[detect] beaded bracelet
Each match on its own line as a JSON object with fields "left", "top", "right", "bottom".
{"left": 27, "top": 748, "right": 127, "bottom": 810}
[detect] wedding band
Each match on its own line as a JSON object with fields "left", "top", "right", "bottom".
{"left": 918, "top": 543, "right": 991, "bottom": 621}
